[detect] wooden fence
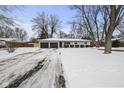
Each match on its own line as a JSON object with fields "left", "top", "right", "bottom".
{"left": 6, "top": 41, "right": 34, "bottom": 48}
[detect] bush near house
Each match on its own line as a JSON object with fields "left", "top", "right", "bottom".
{"left": 75, "top": 45, "right": 79, "bottom": 48}
{"left": 86, "top": 45, "right": 90, "bottom": 47}
{"left": 80, "top": 45, "right": 84, "bottom": 48}
{"left": 112, "top": 40, "right": 120, "bottom": 47}
{"left": 70, "top": 45, "right": 74, "bottom": 48}
{"left": 64, "top": 44, "right": 69, "bottom": 48}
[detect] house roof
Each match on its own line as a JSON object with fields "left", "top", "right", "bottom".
{"left": 0, "top": 38, "right": 18, "bottom": 42}
{"left": 101, "top": 37, "right": 124, "bottom": 42}
{"left": 0, "top": 38, "right": 27, "bottom": 43}
{"left": 39, "top": 38, "right": 91, "bottom": 42}
{"left": 111, "top": 37, "right": 124, "bottom": 42}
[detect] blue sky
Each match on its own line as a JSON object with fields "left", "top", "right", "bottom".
{"left": 14, "top": 5, "right": 77, "bottom": 38}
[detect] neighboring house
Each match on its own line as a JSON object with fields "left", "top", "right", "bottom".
{"left": 101, "top": 37, "right": 124, "bottom": 47}
{"left": 0, "top": 41, "right": 6, "bottom": 48}
{"left": 0, "top": 40, "right": 5, "bottom": 48}
{"left": 39, "top": 38, "right": 91, "bottom": 48}
{"left": 0, "top": 38, "right": 17, "bottom": 48}
{"left": 112, "top": 37, "right": 124, "bottom": 47}
{"left": 0, "top": 38, "right": 17, "bottom": 42}
{"left": 0, "top": 38, "right": 34, "bottom": 48}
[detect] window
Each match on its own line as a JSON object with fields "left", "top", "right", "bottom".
{"left": 75, "top": 45, "right": 79, "bottom": 48}
{"left": 74, "top": 42, "right": 77, "bottom": 44}
{"left": 84, "top": 42, "right": 87, "bottom": 44}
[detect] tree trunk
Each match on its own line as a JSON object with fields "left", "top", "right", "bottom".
{"left": 91, "top": 36, "right": 96, "bottom": 47}
{"left": 96, "top": 26, "right": 100, "bottom": 47}
{"left": 104, "top": 6, "right": 116, "bottom": 54}
{"left": 50, "top": 30, "right": 53, "bottom": 38}
{"left": 104, "top": 33, "right": 112, "bottom": 53}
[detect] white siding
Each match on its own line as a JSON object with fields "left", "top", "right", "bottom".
{"left": 87, "top": 41, "right": 90, "bottom": 45}
{"left": 69, "top": 41, "right": 90, "bottom": 45}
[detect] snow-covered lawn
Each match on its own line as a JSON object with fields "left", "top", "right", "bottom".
{"left": 59, "top": 48, "right": 124, "bottom": 88}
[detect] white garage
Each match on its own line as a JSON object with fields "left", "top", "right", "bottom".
{"left": 39, "top": 38, "right": 91, "bottom": 48}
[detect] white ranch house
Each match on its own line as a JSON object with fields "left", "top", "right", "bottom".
{"left": 39, "top": 38, "right": 91, "bottom": 48}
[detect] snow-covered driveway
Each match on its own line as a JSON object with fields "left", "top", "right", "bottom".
{"left": 59, "top": 48, "right": 124, "bottom": 88}
{"left": 0, "top": 48, "right": 65, "bottom": 88}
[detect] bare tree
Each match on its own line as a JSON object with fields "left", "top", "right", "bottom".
{"left": 0, "top": 5, "right": 19, "bottom": 27}
{"left": 68, "top": 22, "right": 77, "bottom": 38}
{"left": 0, "top": 26, "right": 15, "bottom": 38}
{"left": 49, "top": 14, "right": 61, "bottom": 38}
{"left": 70, "top": 5, "right": 124, "bottom": 52}
{"left": 70, "top": 6, "right": 98, "bottom": 46}
{"left": 69, "top": 20, "right": 91, "bottom": 39}
{"left": 91, "top": 6, "right": 102, "bottom": 47}
{"left": 32, "top": 12, "right": 49, "bottom": 39}
{"left": 117, "top": 22, "right": 124, "bottom": 35}
{"left": 32, "top": 12, "right": 62, "bottom": 39}
{"left": 59, "top": 31, "right": 68, "bottom": 38}
{"left": 0, "top": 15, "right": 15, "bottom": 27}
{"left": 78, "top": 26, "right": 91, "bottom": 40}
{"left": 15, "top": 27, "right": 27, "bottom": 41}
{"left": 103, "top": 6, "right": 124, "bottom": 53}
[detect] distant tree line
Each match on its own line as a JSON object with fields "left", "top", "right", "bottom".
{"left": 0, "top": 26, "right": 27, "bottom": 41}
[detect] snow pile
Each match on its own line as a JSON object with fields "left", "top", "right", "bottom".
{"left": 0, "top": 48, "right": 40, "bottom": 61}
{"left": 59, "top": 48, "right": 124, "bottom": 88}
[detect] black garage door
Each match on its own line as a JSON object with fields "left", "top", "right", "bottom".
{"left": 40, "top": 43, "right": 49, "bottom": 48}
{"left": 50, "top": 43, "right": 58, "bottom": 48}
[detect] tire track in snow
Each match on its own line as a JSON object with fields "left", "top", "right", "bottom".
{"left": 0, "top": 49, "right": 53, "bottom": 87}
{"left": 5, "top": 57, "right": 47, "bottom": 88}
{"left": 18, "top": 50, "right": 66, "bottom": 88}
{"left": 0, "top": 49, "right": 50, "bottom": 72}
